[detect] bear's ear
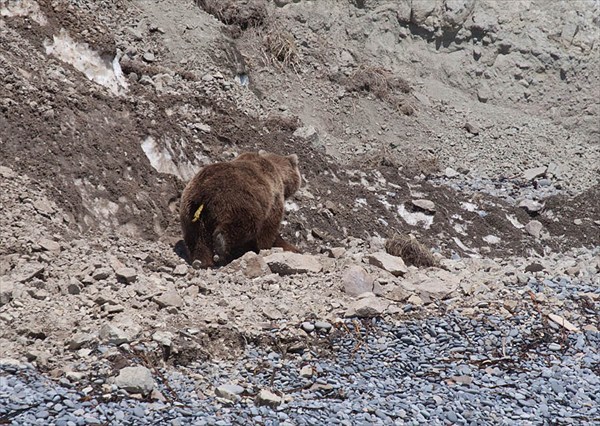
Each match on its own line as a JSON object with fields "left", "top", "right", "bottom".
{"left": 288, "top": 154, "right": 298, "bottom": 166}
{"left": 258, "top": 149, "right": 267, "bottom": 156}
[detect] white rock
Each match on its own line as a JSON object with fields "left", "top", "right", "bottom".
{"left": 477, "top": 83, "right": 492, "bottom": 102}
{"left": 115, "top": 267, "right": 137, "bottom": 283}
{"left": 215, "top": 384, "right": 244, "bottom": 401}
{"left": 366, "top": 252, "right": 408, "bottom": 276}
{"left": 152, "top": 331, "right": 174, "bottom": 346}
{"left": 314, "top": 321, "right": 332, "bottom": 330}
{"left": 263, "top": 252, "right": 322, "bottom": 275}
{"left": 0, "top": 280, "right": 14, "bottom": 306}
{"left": 0, "top": 166, "right": 16, "bottom": 178}
{"left": 293, "top": 125, "right": 318, "bottom": 143}
{"left": 483, "top": 235, "right": 501, "bottom": 245}
{"left": 385, "top": 282, "right": 417, "bottom": 302}
{"left": 300, "top": 365, "right": 313, "bottom": 378}
{"left": 173, "top": 264, "right": 188, "bottom": 276}
{"left": 412, "top": 199, "right": 436, "bottom": 213}
{"left": 104, "top": 304, "right": 125, "bottom": 314}
{"left": 407, "top": 294, "right": 424, "bottom": 306}
{"left": 411, "top": 0, "right": 437, "bottom": 25}
{"left": 525, "top": 220, "right": 543, "bottom": 238}
{"left": 262, "top": 306, "right": 283, "bottom": 320}
{"left": 342, "top": 265, "right": 374, "bottom": 297}
{"left": 328, "top": 247, "right": 346, "bottom": 258}
{"left": 66, "top": 371, "right": 87, "bottom": 382}
{"left": 522, "top": 166, "right": 547, "bottom": 181}
{"left": 0, "top": 358, "right": 22, "bottom": 368}
{"left": 142, "top": 52, "right": 155, "bottom": 62}
{"left": 93, "top": 267, "right": 111, "bottom": 281}
{"left": 114, "top": 366, "right": 154, "bottom": 394}
{"left": 301, "top": 322, "right": 315, "bottom": 333}
{"left": 415, "top": 278, "right": 459, "bottom": 302}
{"left": 68, "top": 333, "right": 96, "bottom": 350}
{"left": 39, "top": 238, "right": 61, "bottom": 252}
{"left": 99, "top": 324, "right": 131, "bottom": 345}
{"left": 548, "top": 314, "right": 580, "bottom": 332}
{"left": 444, "top": 167, "right": 460, "bottom": 178}
{"left": 346, "top": 296, "right": 389, "bottom": 318}
{"left": 154, "top": 287, "right": 184, "bottom": 308}
{"left": 13, "top": 262, "right": 45, "bottom": 283}
{"left": 255, "top": 389, "right": 282, "bottom": 407}
{"left": 33, "top": 198, "right": 55, "bottom": 215}
{"left": 237, "top": 251, "right": 270, "bottom": 278}
{"left": 518, "top": 199, "right": 543, "bottom": 213}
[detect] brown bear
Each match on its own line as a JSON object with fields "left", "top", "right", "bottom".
{"left": 180, "top": 151, "right": 302, "bottom": 267}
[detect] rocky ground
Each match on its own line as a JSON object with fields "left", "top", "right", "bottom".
{"left": 1, "top": 0, "right": 599, "bottom": 425}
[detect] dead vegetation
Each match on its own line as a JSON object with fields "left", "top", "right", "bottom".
{"left": 262, "top": 25, "right": 300, "bottom": 70}
{"left": 337, "top": 65, "right": 411, "bottom": 99}
{"left": 196, "top": 0, "right": 267, "bottom": 30}
{"left": 385, "top": 234, "right": 438, "bottom": 268}
{"left": 398, "top": 154, "right": 442, "bottom": 178}
{"left": 264, "top": 113, "right": 301, "bottom": 132}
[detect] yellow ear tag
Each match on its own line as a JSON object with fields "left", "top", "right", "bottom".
{"left": 191, "top": 204, "right": 204, "bottom": 223}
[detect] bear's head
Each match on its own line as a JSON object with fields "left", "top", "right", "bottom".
{"left": 259, "top": 151, "right": 302, "bottom": 198}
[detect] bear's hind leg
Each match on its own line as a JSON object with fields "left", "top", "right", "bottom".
{"left": 273, "top": 234, "right": 301, "bottom": 253}
{"left": 256, "top": 203, "right": 300, "bottom": 252}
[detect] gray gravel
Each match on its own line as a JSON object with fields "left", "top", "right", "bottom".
{"left": 430, "top": 175, "right": 566, "bottom": 205}
{"left": 2, "top": 307, "right": 598, "bottom": 425}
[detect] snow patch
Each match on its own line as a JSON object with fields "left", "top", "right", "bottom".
{"left": 506, "top": 214, "right": 524, "bottom": 229}
{"left": 377, "top": 195, "right": 393, "bottom": 210}
{"left": 1, "top": 0, "right": 47, "bottom": 25}
{"left": 397, "top": 204, "right": 434, "bottom": 229}
{"left": 452, "top": 237, "right": 480, "bottom": 258}
{"left": 285, "top": 200, "right": 299, "bottom": 212}
{"left": 141, "top": 136, "right": 200, "bottom": 181}
{"left": 453, "top": 223, "right": 467, "bottom": 235}
{"left": 44, "top": 29, "right": 128, "bottom": 95}
{"left": 355, "top": 198, "right": 368, "bottom": 208}
{"left": 73, "top": 178, "right": 119, "bottom": 229}
{"left": 460, "top": 202, "right": 478, "bottom": 212}
{"left": 483, "top": 235, "right": 501, "bottom": 245}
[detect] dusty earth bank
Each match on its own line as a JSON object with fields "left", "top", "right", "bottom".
{"left": 0, "top": 0, "right": 599, "bottom": 424}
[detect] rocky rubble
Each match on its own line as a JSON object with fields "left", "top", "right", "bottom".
{"left": 1, "top": 163, "right": 598, "bottom": 390}
{"left": 0, "top": 0, "right": 598, "bottom": 424}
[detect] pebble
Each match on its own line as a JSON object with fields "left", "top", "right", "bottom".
{"left": 143, "top": 52, "right": 155, "bottom": 62}
{"left": 301, "top": 322, "right": 315, "bottom": 333}
{"left": 366, "top": 252, "right": 407, "bottom": 276}
{"left": 36, "top": 410, "right": 50, "bottom": 419}
{"left": 115, "top": 268, "right": 137, "bottom": 283}
{"left": 314, "top": 321, "right": 332, "bottom": 331}
{"left": 548, "top": 343, "right": 561, "bottom": 351}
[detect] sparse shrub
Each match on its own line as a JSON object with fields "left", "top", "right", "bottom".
{"left": 385, "top": 234, "right": 438, "bottom": 268}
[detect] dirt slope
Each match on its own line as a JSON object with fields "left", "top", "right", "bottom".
{"left": 2, "top": 0, "right": 598, "bottom": 258}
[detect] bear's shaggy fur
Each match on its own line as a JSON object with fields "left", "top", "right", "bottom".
{"left": 180, "top": 151, "right": 302, "bottom": 267}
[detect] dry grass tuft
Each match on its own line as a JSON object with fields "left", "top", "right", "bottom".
{"left": 385, "top": 234, "right": 438, "bottom": 268}
{"left": 262, "top": 25, "right": 300, "bottom": 70}
{"left": 398, "top": 154, "right": 441, "bottom": 178}
{"left": 197, "top": 0, "right": 267, "bottom": 30}
{"left": 344, "top": 65, "right": 411, "bottom": 99}
{"left": 264, "top": 113, "right": 301, "bottom": 131}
